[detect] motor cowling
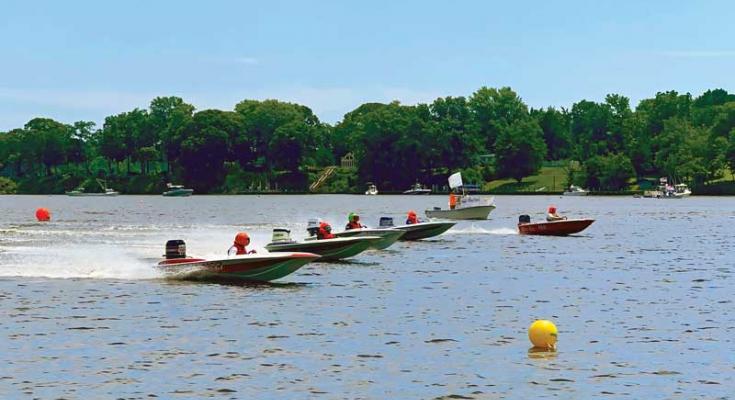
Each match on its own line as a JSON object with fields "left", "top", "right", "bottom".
{"left": 306, "top": 218, "right": 320, "bottom": 237}
{"left": 379, "top": 217, "right": 394, "bottom": 227}
{"left": 272, "top": 228, "right": 292, "bottom": 243}
{"left": 518, "top": 215, "right": 531, "bottom": 224}
{"left": 165, "top": 239, "right": 186, "bottom": 259}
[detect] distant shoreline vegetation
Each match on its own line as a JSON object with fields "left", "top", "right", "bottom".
{"left": 1, "top": 87, "right": 735, "bottom": 195}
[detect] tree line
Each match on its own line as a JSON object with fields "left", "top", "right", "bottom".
{"left": 1, "top": 87, "right": 735, "bottom": 194}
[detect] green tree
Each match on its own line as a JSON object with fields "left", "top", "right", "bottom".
{"left": 469, "top": 87, "right": 528, "bottom": 152}
{"left": 149, "top": 96, "right": 195, "bottom": 170}
{"left": 582, "top": 153, "right": 635, "bottom": 191}
{"left": 177, "top": 110, "right": 244, "bottom": 192}
{"left": 494, "top": 118, "right": 547, "bottom": 182}
{"left": 531, "top": 107, "right": 571, "bottom": 160}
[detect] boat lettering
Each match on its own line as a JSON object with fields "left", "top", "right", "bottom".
{"left": 201, "top": 261, "right": 224, "bottom": 271}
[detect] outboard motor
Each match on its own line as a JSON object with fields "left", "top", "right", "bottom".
{"left": 306, "top": 218, "right": 320, "bottom": 237}
{"left": 272, "top": 228, "right": 292, "bottom": 243}
{"left": 165, "top": 239, "right": 186, "bottom": 259}
{"left": 379, "top": 217, "right": 394, "bottom": 227}
{"left": 518, "top": 214, "right": 531, "bottom": 224}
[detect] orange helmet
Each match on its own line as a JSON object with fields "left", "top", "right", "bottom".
{"left": 548, "top": 206, "right": 557, "bottom": 214}
{"left": 235, "top": 232, "right": 250, "bottom": 246}
{"left": 408, "top": 210, "right": 417, "bottom": 217}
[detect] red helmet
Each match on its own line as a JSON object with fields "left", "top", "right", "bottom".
{"left": 548, "top": 206, "right": 557, "bottom": 213}
{"left": 408, "top": 210, "right": 417, "bottom": 217}
{"left": 235, "top": 232, "right": 250, "bottom": 246}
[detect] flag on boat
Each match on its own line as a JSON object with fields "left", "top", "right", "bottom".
{"left": 448, "top": 172, "right": 463, "bottom": 189}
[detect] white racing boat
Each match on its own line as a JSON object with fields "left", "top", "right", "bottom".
{"left": 265, "top": 228, "right": 382, "bottom": 261}
{"left": 376, "top": 217, "right": 455, "bottom": 241}
{"left": 156, "top": 240, "right": 318, "bottom": 282}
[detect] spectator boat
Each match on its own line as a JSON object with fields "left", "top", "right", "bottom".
{"left": 163, "top": 183, "right": 194, "bottom": 197}
{"left": 424, "top": 172, "right": 495, "bottom": 220}
{"left": 403, "top": 182, "right": 431, "bottom": 195}
{"left": 563, "top": 185, "right": 589, "bottom": 196}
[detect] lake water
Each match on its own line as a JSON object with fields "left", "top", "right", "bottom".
{"left": 1, "top": 194, "right": 733, "bottom": 399}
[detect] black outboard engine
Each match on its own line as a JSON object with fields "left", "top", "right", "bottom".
{"left": 518, "top": 215, "right": 531, "bottom": 224}
{"left": 306, "top": 218, "right": 320, "bottom": 237}
{"left": 165, "top": 239, "right": 186, "bottom": 259}
{"left": 379, "top": 217, "right": 394, "bottom": 227}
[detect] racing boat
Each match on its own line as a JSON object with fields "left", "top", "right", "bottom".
{"left": 265, "top": 228, "right": 381, "bottom": 261}
{"left": 425, "top": 172, "right": 495, "bottom": 220}
{"left": 377, "top": 217, "right": 455, "bottom": 241}
{"left": 156, "top": 240, "right": 318, "bottom": 282}
{"left": 331, "top": 228, "right": 405, "bottom": 250}
{"left": 517, "top": 215, "right": 595, "bottom": 236}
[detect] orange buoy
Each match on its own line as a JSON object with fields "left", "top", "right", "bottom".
{"left": 35, "top": 207, "right": 51, "bottom": 222}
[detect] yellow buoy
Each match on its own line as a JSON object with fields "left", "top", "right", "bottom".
{"left": 528, "top": 319, "right": 557, "bottom": 350}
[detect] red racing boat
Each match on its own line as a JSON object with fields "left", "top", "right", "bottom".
{"left": 157, "top": 240, "right": 319, "bottom": 282}
{"left": 517, "top": 216, "right": 595, "bottom": 236}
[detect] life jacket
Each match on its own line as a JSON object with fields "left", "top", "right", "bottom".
{"left": 229, "top": 243, "right": 247, "bottom": 255}
{"left": 449, "top": 193, "right": 457, "bottom": 207}
{"left": 406, "top": 215, "right": 419, "bottom": 225}
{"left": 318, "top": 224, "right": 335, "bottom": 239}
{"left": 346, "top": 221, "right": 362, "bottom": 230}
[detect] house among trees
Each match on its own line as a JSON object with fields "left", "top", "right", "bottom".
{"left": 340, "top": 152, "right": 356, "bottom": 169}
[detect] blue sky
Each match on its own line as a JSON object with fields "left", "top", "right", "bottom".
{"left": 1, "top": 0, "right": 734, "bottom": 130}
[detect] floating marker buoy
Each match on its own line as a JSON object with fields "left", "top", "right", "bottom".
{"left": 528, "top": 319, "right": 557, "bottom": 350}
{"left": 35, "top": 207, "right": 51, "bottom": 222}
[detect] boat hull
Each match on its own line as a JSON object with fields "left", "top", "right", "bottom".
{"left": 157, "top": 252, "right": 319, "bottom": 282}
{"left": 265, "top": 237, "right": 380, "bottom": 261}
{"left": 403, "top": 190, "right": 431, "bottom": 195}
{"left": 66, "top": 192, "right": 120, "bottom": 197}
{"left": 333, "top": 229, "right": 405, "bottom": 250}
{"left": 425, "top": 205, "right": 496, "bottom": 220}
{"left": 390, "top": 221, "right": 456, "bottom": 241}
{"left": 163, "top": 189, "right": 194, "bottom": 197}
{"left": 518, "top": 219, "right": 595, "bottom": 236}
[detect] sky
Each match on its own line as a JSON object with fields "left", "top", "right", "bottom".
{"left": 1, "top": 0, "right": 734, "bottom": 130}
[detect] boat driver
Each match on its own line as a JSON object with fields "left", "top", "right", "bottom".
{"left": 546, "top": 206, "right": 566, "bottom": 222}
{"left": 228, "top": 232, "right": 257, "bottom": 255}
{"left": 345, "top": 213, "right": 367, "bottom": 230}
{"left": 406, "top": 210, "right": 420, "bottom": 225}
{"left": 317, "top": 222, "right": 336, "bottom": 239}
{"left": 449, "top": 192, "right": 457, "bottom": 210}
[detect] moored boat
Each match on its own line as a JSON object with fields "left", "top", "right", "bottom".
{"left": 365, "top": 183, "right": 379, "bottom": 195}
{"left": 66, "top": 179, "right": 120, "bottom": 196}
{"left": 517, "top": 215, "right": 594, "bottom": 236}
{"left": 563, "top": 185, "right": 589, "bottom": 196}
{"left": 163, "top": 183, "right": 194, "bottom": 197}
{"left": 403, "top": 182, "right": 431, "bottom": 195}
{"left": 377, "top": 217, "right": 455, "bottom": 241}
{"left": 156, "top": 239, "right": 318, "bottom": 282}
{"left": 265, "top": 228, "right": 381, "bottom": 261}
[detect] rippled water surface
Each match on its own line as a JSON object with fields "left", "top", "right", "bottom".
{"left": 1, "top": 194, "right": 734, "bottom": 399}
